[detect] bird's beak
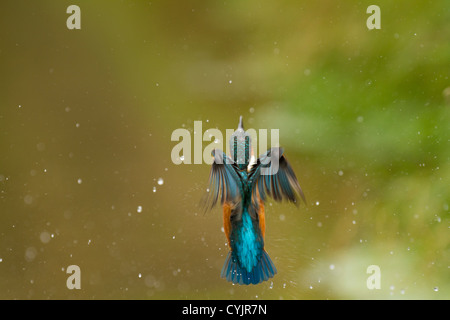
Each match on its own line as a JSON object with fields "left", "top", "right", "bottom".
{"left": 238, "top": 116, "right": 244, "bottom": 130}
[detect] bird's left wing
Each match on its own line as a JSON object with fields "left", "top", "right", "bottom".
{"left": 249, "top": 147, "right": 306, "bottom": 209}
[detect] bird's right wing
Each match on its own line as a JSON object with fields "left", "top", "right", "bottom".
{"left": 203, "top": 149, "right": 242, "bottom": 211}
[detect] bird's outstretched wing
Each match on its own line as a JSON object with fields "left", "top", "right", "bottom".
{"left": 203, "top": 149, "right": 242, "bottom": 211}
{"left": 249, "top": 147, "right": 306, "bottom": 208}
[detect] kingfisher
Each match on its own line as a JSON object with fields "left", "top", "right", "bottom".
{"left": 204, "top": 116, "right": 305, "bottom": 285}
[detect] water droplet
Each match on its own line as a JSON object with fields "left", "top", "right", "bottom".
{"left": 77, "top": 178, "right": 82, "bottom": 184}
{"left": 153, "top": 187, "right": 156, "bottom": 193}
{"left": 25, "top": 247, "right": 37, "bottom": 262}
{"left": 329, "top": 264, "right": 335, "bottom": 270}
{"left": 36, "top": 142, "right": 46, "bottom": 152}
{"left": 24, "top": 195, "right": 33, "bottom": 205}
{"left": 40, "top": 231, "right": 51, "bottom": 244}
{"left": 338, "top": 170, "right": 344, "bottom": 176}
{"left": 315, "top": 201, "right": 320, "bottom": 206}
{"left": 157, "top": 178, "right": 164, "bottom": 185}
{"left": 180, "top": 155, "right": 185, "bottom": 161}
{"left": 433, "top": 287, "right": 439, "bottom": 292}
{"left": 137, "top": 205, "right": 143, "bottom": 213}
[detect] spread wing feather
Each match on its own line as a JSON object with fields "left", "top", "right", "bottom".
{"left": 249, "top": 147, "right": 306, "bottom": 208}
{"left": 203, "top": 149, "right": 242, "bottom": 211}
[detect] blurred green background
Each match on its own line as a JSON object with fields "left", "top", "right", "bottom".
{"left": 0, "top": 0, "right": 448, "bottom": 299}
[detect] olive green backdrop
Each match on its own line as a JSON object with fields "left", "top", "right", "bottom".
{"left": 0, "top": 1, "right": 448, "bottom": 299}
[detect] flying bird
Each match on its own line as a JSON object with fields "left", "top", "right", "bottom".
{"left": 204, "top": 116, "right": 305, "bottom": 285}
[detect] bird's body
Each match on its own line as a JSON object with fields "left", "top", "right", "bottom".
{"left": 221, "top": 171, "right": 274, "bottom": 285}
{"left": 205, "top": 116, "right": 305, "bottom": 285}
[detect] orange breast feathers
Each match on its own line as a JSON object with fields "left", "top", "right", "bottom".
{"left": 258, "top": 199, "right": 266, "bottom": 240}
{"left": 222, "top": 203, "right": 232, "bottom": 247}
{"left": 222, "top": 199, "right": 266, "bottom": 249}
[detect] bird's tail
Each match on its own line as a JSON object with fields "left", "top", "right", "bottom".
{"left": 220, "top": 250, "right": 277, "bottom": 285}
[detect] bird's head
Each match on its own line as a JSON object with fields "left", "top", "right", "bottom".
{"left": 229, "top": 116, "right": 251, "bottom": 170}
